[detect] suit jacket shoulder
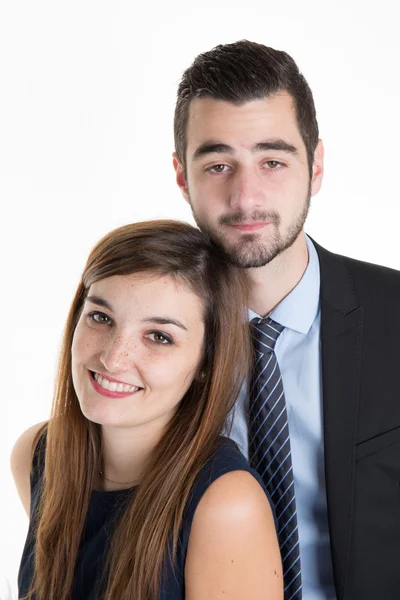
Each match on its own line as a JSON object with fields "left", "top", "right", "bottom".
{"left": 310, "top": 239, "right": 400, "bottom": 599}
{"left": 312, "top": 238, "right": 400, "bottom": 439}
{"left": 313, "top": 239, "right": 400, "bottom": 314}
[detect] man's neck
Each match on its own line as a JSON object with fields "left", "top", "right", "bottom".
{"left": 247, "top": 232, "right": 309, "bottom": 317}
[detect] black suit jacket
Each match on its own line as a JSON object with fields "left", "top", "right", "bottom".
{"left": 314, "top": 240, "right": 400, "bottom": 599}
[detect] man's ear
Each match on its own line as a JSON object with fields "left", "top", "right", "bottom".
{"left": 310, "top": 139, "right": 324, "bottom": 197}
{"left": 172, "top": 153, "right": 190, "bottom": 204}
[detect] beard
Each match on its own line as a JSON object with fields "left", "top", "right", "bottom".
{"left": 189, "top": 187, "right": 311, "bottom": 269}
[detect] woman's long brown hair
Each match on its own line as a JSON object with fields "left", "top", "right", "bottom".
{"left": 26, "top": 220, "right": 251, "bottom": 600}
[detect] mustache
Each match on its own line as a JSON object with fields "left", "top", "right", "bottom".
{"left": 219, "top": 211, "right": 280, "bottom": 226}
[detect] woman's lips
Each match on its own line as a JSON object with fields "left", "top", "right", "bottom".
{"left": 89, "top": 370, "right": 142, "bottom": 399}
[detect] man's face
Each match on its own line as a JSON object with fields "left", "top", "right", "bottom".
{"left": 173, "top": 91, "right": 323, "bottom": 268}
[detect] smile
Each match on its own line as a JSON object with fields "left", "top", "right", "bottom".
{"left": 89, "top": 371, "right": 142, "bottom": 398}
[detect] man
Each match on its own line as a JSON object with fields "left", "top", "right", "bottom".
{"left": 172, "top": 40, "right": 400, "bottom": 600}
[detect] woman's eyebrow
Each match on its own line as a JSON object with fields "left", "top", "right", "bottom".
{"left": 141, "top": 317, "right": 188, "bottom": 331}
{"left": 85, "top": 295, "right": 114, "bottom": 312}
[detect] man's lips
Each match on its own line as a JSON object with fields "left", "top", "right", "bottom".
{"left": 229, "top": 222, "right": 271, "bottom": 232}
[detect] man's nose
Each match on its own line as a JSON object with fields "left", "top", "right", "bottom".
{"left": 100, "top": 332, "right": 136, "bottom": 374}
{"left": 229, "top": 168, "right": 265, "bottom": 212}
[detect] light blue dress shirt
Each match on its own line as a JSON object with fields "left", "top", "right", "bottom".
{"left": 228, "top": 236, "right": 336, "bottom": 600}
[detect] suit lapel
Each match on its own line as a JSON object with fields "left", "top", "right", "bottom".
{"left": 313, "top": 241, "right": 363, "bottom": 600}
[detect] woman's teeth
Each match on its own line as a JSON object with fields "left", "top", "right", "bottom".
{"left": 93, "top": 372, "right": 139, "bottom": 393}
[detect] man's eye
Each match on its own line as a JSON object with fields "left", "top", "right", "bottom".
{"left": 208, "top": 164, "right": 228, "bottom": 174}
{"left": 264, "top": 160, "right": 281, "bottom": 169}
{"left": 147, "top": 332, "right": 172, "bottom": 345}
{"left": 89, "top": 311, "right": 112, "bottom": 325}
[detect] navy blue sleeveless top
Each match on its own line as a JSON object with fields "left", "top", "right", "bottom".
{"left": 18, "top": 433, "right": 273, "bottom": 599}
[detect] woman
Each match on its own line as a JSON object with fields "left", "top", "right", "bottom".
{"left": 11, "top": 220, "right": 282, "bottom": 600}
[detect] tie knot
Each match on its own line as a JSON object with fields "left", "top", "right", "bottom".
{"left": 251, "top": 317, "right": 284, "bottom": 352}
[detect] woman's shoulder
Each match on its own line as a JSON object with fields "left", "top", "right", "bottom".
{"left": 196, "top": 436, "right": 267, "bottom": 491}
{"left": 184, "top": 440, "right": 283, "bottom": 599}
{"left": 10, "top": 421, "right": 48, "bottom": 516}
{"left": 196, "top": 436, "right": 272, "bottom": 518}
{"left": 183, "top": 437, "right": 275, "bottom": 537}
{"left": 193, "top": 464, "right": 273, "bottom": 533}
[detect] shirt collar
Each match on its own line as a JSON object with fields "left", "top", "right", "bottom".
{"left": 248, "top": 235, "right": 321, "bottom": 335}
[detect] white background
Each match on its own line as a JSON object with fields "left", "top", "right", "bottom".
{"left": 1, "top": 0, "right": 400, "bottom": 596}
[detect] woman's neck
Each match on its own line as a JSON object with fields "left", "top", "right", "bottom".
{"left": 99, "top": 422, "right": 164, "bottom": 491}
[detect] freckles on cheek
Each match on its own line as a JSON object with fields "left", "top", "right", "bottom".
{"left": 72, "top": 328, "right": 98, "bottom": 360}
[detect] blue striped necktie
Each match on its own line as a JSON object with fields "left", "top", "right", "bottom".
{"left": 248, "top": 317, "right": 302, "bottom": 600}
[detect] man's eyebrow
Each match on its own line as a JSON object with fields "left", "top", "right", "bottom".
{"left": 192, "top": 142, "right": 233, "bottom": 162}
{"left": 192, "top": 139, "right": 298, "bottom": 162}
{"left": 142, "top": 317, "right": 188, "bottom": 331}
{"left": 252, "top": 140, "right": 298, "bottom": 155}
{"left": 85, "top": 295, "right": 113, "bottom": 312}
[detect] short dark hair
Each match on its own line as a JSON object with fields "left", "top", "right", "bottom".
{"left": 174, "top": 40, "right": 319, "bottom": 175}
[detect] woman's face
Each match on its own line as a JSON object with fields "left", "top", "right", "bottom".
{"left": 71, "top": 272, "right": 205, "bottom": 430}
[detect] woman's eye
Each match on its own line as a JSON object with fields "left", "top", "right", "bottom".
{"left": 89, "top": 311, "right": 112, "bottom": 325}
{"left": 147, "top": 332, "right": 172, "bottom": 345}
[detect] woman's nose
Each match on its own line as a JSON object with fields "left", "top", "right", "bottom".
{"left": 100, "top": 332, "right": 136, "bottom": 374}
